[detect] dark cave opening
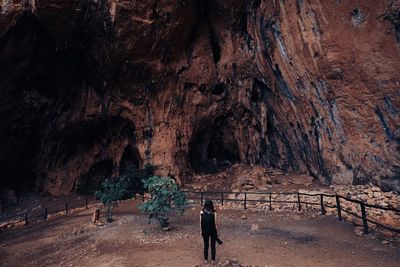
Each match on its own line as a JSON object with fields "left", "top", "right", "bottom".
{"left": 251, "top": 80, "right": 262, "bottom": 103}
{"left": 119, "top": 144, "right": 141, "bottom": 174}
{"left": 0, "top": 120, "right": 42, "bottom": 195}
{"left": 0, "top": 13, "right": 89, "bottom": 195}
{"left": 0, "top": 14, "right": 65, "bottom": 98}
{"left": 1, "top": 167, "right": 37, "bottom": 194}
{"left": 77, "top": 159, "right": 114, "bottom": 194}
{"left": 40, "top": 116, "right": 138, "bottom": 195}
{"left": 187, "top": 0, "right": 222, "bottom": 64}
{"left": 210, "top": 30, "right": 221, "bottom": 64}
{"left": 49, "top": 117, "right": 136, "bottom": 168}
{"left": 211, "top": 83, "right": 226, "bottom": 95}
{"left": 189, "top": 119, "right": 240, "bottom": 174}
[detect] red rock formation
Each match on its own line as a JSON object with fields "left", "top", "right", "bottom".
{"left": 0, "top": 0, "right": 399, "bottom": 195}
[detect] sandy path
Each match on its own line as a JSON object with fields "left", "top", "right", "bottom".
{"left": 0, "top": 200, "right": 399, "bottom": 267}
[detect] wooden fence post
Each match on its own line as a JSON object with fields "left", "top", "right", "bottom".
{"left": 44, "top": 208, "right": 48, "bottom": 220}
{"left": 269, "top": 193, "right": 272, "bottom": 211}
{"left": 297, "top": 193, "right": 301, "bottom": 211}
{"left": 24, "top": 213, "right": 28, "bottom": 225}
{"left": 320, "top": 194, "right": 326, "bottom": 215}
{"left": 335, "top": 195, "right": 342, "bottom": 221}
{"left": 221, "top": 193, "right": 224, "bottom": 206}
{"left": 244, "top": 193, "right": 247, "bottom": 210}
{"left": 65, "top": 202, "right": 69, "bottom": 214}
{"left": 360, "top": 202, "right": 369, "bottom": 234}
{"left": 85, "top": 198, "right": 88, "bottom": 209}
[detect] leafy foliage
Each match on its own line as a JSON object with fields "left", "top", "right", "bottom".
{"left": 94, "top": 176, "right": 130, "bottom": 205}
{"left": 94, "top": 176, "right": 130, "bottom": 222}
{"left": 138, "top": 176, "right": 187, "bottom": 228}
{"left": 121, "top": 163, "right": 155, "bottom": 199}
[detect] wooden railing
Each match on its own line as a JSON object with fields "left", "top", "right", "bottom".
{"left": 0, "top": 196, "right": 97, "bottom": 229}
{"left": 1, "top": 190, "right": 399, "bottom": 236}
{"left": 183, "top": 190, "right": 400, "bottom": 235}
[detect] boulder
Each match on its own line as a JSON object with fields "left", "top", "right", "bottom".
{"left": 380, "top": 179, "right": 400, "bottom": 193}
{"left": 250, "top": 224, "right": 259, "bottom": 233}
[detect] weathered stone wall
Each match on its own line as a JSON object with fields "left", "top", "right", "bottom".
{"left": 0, "top": 0, "right": 399, "bottom": 195}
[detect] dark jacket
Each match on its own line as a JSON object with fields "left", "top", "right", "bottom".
{"left": 200, "top": 210, "right": 217, "bottom": 236}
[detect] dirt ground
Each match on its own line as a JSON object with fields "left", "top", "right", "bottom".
{"left": 1, "top": 200, "right": 400, "bottom": 267}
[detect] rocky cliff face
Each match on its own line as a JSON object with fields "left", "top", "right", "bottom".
{"left": 0, "top": 0, "right": 399, "bottom": 195}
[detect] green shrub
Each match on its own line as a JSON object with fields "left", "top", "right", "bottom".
{"left": 94, "top": 176, "right": 130, "bottom": 222}
{"left": 138, "top": 176, "right": 186, "bottom": 228}
{"left": 121, "top": 163, "right": 155, "bottom": 199}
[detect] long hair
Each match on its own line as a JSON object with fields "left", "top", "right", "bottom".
{"left": 203, "top": 199, "right": 215, "bottom": 213}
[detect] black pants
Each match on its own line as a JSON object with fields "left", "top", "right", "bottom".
{"left": 202, "top": 233, "right": 216, "bottom": 261}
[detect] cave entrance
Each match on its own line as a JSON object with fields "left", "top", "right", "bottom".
{"left": 77, "top": 159, "right": 113, "bottom": 194}
{"left": 119, "top": 145, "right": 140, "bottom": 175}
{"left": 119, "top": 144, "right": 145, "bottom": 195}
{"left": 1, "top": 167, "right": 37, "bottom": 194}
{"left": 189, "top": 119, "right": 240, "bottom": 174}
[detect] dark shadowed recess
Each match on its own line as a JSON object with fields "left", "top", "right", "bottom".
{"left": 119, "top": 144, "right": 141, "bottom": 174}
{"left": 49, "top": 117, "right": 137, "bottom": 194}
{"left": 0, "top": 14, "right": 64, "bottom": 194}
{"left": 76, "top": 143, "right": 142, "bottom": 195}
{"left": 77, "top": 159, "right": 114, "bottom": 194}
{"left": 47, "top": 117, "right": 135, "bottom": 167}
{"left": 0, "top": 10, "right": 110, "bottom": 195}
{"left": 188, "top": 115, "right": 240, "bottom": 174}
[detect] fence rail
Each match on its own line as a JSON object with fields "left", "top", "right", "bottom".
{"left": 0, "top": 196, "right": 97, "bottom": 229}
{"left": 183, "top": 190, "right": 400, "bottom": 235}
{"left": 1, "top": 190, "right": 399, "bottom": 236}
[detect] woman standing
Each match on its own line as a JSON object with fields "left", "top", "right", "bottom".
{"left": 200, "top": 199, "right": 218, "bottom": 262}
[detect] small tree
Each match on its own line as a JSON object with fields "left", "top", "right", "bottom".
{"left": 94, "top": 176, "right": 130, "bottom": 222}
{"left": 138, "top": 176, "right": 186, "bottom": 228}
{"left": 121, "top": 163, "right": 155, "bottom": 199}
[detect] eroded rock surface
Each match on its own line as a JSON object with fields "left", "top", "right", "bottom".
{"left": 0, "top": 0, "right": 399, "bottom": 195}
